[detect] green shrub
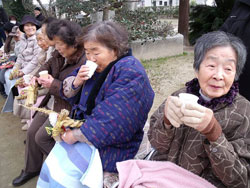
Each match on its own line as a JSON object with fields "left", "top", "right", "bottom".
{"left": 3, "top": 0, "right": 31, "bottom": 21}
{"left": 115, "top": 8, "right": 175, "bottom": 43}
{"left": 189, "top": 2, "right": 235, "bottom": 45}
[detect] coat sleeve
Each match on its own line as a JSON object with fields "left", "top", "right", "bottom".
{"left": 147, "top": 100, "right": 176, "bottom": 154}
{"left": 49, "top": 78, "right": 63, "bottom": 97}
{"left": 79, "top": 67, "right": 154, "bottom": 148}
{"left": 203, "top": 104, "right": 250, "bottom": 187}
{"left": 14, "top": 50, "right": 23, "bottom": 70}
{"left": 34, "top": 56, "right": 61, "bottom": 97}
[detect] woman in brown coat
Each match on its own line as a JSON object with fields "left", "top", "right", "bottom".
{"left": 12, "top": 19, "right": 85, "bottom": 186}
{"left": 148, "top": 31, "right": 250, "bottom": 188}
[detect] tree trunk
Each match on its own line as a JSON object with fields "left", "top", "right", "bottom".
{"left": 124, "top": 0, "right": 138, "bottom": 11}
{"left": 103, "top": 7, "right": 109, "bottom": 21}
{"left": 178, "top": 0, "right": 190, "bottom": 46}
{"left": 48, "top": 0, "right": 56, "bottom": 17}
{"left": 102, "top": 0, "right": 109, "bottom": 21}
{"left": 36, "top": 0, "right": 48, "bottom": 17}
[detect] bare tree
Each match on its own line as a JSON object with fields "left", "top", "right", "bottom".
{"left": 178, "top": 0, "right": 190, "bottom": 46}
{"left": 36, "top": 0, "right": 49, "bottom": 17}
{"left": 48, "top": 0, "right": 57, "bottom": 17}
{"left": 21, "top": 0, "right": 34, "bottom": 12}
{"left": 102, "top": 0, "right": 110, "bottom": 21}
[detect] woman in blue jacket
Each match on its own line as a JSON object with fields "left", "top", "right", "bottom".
{"left": 37, "top": 21, "right": 154, "bottom": 187}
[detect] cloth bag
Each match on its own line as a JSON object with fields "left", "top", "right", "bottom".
{"left": 117, "top": 160, "right": 216, "bottom": 188}
{"left": 37, "top": 142, "right": 103, "bottom": 188}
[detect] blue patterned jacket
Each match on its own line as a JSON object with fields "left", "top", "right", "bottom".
{"left": 62, "top": 53, "right": 154, "bottom": 172}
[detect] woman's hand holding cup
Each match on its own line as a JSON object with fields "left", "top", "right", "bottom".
{"left": 164, "top": 96, "right": 184, "bottom": 128}
{"left": 73, "top": 65, "right": 90, "bottom": 88}
{"left": 37, "top": 74, "right": 54, "bottom": 88}
{"left": 180, "top": 103, "right": 213, "bottom": 132}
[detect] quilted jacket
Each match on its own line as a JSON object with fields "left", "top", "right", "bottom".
{"left": 13, "top": 34, "right": 41, "bottom": 74}
{"left": 148, "top": 87, "right": 250, "bottom": 188}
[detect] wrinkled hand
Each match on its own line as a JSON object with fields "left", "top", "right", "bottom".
{"left": 164, "top": 96, "right": 184, "bottom": 128}
{"left": 18, "top": 71, "right": 24, "bottom": 77}
{"left": 61, "top": 129, "right": 77, "bottom": 145}
{"left": 73, "top": 65, "right": 90, "bottom": 88}
{"left": 180, "top": 103, "right": 213, "bottom": 132}
{"left": 37, "top": 74, "right": 54, "bottom": 88}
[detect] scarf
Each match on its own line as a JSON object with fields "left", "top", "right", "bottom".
{"left": 185, "top": 78, "right": 239, "bottom": 110}
{"left": 85, "top": 49, "right": 132, "bottom": 115}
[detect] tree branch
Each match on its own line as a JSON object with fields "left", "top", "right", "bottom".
{"left": 36, "top": 0, "right": 49, "bottom": 17}
{"left": 22, "top": 0, "right": 34, "bottom": 12}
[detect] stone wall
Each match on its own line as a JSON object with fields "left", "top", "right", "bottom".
{"left": 131, "top": 34, "right": 183, "bottom": 60}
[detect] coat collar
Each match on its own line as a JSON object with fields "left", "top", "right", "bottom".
{"left": 52, "top": 47, "right": 85, "bottom": 65}
{"left": 185, "top": 78, "right": 239, "bottom": 111}
{"left": 21, "top": 33, "right": 36, "bottom": 41}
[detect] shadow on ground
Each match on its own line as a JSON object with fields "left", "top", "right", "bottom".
{"left": 0, "top": 97, "right": 37, "bottom": 187}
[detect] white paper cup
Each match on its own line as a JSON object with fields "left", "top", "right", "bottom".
{"left": 86, "top": 60, "right": 98, "bottom": 78}
{"left": 39, "top": 70, "right": 48, "bottom": 79}
{"left": 23, "top": 74, "right": 32, "bottom": 84}
{"left": 179, "top": 93, "right": 199, "bottom": 105}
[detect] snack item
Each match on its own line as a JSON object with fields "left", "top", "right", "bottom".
{"left": 9, "top": 68, "right": 19, "bottom": 80}
{"left": 15, "top": 77, "right": 25, "bottom": 87}
{"left": 86, "top": 60, "right": 98, "bottom": 78}
{"left": 25, "top": 83, "right": 38, "bottom": 107}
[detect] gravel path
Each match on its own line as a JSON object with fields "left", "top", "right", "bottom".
{"left": 145, "top": 50, "right": 195, "bottom": 118}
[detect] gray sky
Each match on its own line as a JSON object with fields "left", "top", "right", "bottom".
{"left": 33, "top": 0, "right": 49, "bottom": 5}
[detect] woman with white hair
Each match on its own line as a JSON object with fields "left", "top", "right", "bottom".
{"left": 148, "top": 31, "right": 250, "bottom": 187}
{"left": 13, "top": 28, "right": 50, "bottom": 130}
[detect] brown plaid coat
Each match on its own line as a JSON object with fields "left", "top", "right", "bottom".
{"left": 148, "top": 88, "right": 250, "bottom": 188}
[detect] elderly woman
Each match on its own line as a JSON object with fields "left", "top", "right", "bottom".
{"left": 37, "top": 21, "right": 154, "bottom": 187}
{"left": 10, "top": 15, "right": 41, "bottom": 79}
{"left": 2, "top": 15, "right": 40, "bottom": 112}
{"left": 148, "top": 31, "right": 250, "bottom": 188}
{"left": 12, "top": 19, "right": 85, "bottom": 186}
{"left": 13, "top": 28, "right": 50, "bottom": 130}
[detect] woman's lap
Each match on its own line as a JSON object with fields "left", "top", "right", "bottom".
{"left": 4, "top": 68, "right": 16, "bottom": 94}
{"left": 37, "top": 142, "right": 103, "bottom": 188}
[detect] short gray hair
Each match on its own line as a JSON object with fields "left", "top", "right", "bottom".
{"left": 194, "top": 31, "right": 247, "bottom": 80}
{"left": 82, "top": 21, "right": 129, "bottom": 58}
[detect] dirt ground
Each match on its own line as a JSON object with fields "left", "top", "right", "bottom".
{"left": 0, "top": 48, "right": 194, "bottom": 188}
{"left": 146, "top": 49, "right": 195, "bottom": 118}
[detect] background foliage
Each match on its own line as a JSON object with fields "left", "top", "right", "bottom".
{"left": 3, "top": 0, "right": 236, "bottom": 45}
{"left": 189, "top": 0, "right": 235, "bottom": 44}
{"left": 115, "top": 7, "right": 175, "bottom": 43}
{"left": 3, "top": 0, "right": 32, "bottom": 21}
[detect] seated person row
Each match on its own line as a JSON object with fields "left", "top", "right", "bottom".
{"left": 12, "top": 18, "right": 86, "bottom": 187}
{"left": 36, "top": 21, "right": 154, "bottom": 187}
{"left": 148, "top": 31, "right": 250, "bottom": 188}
